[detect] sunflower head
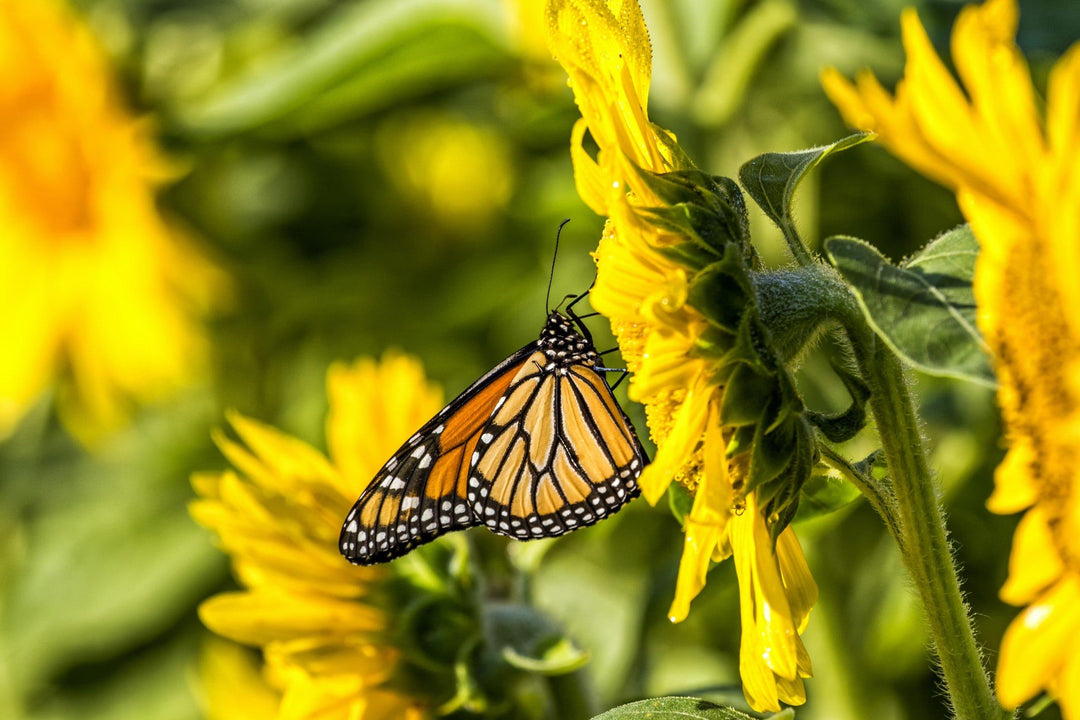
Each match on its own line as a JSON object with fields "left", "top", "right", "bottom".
{"left": 194, "top": 353, "right": 591, "bottom": 719}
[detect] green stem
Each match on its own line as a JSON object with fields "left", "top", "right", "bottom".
{"left": 848, "top": 326, "right": 1012, "bottom": 720}
{"left": 817, "top": 444, "right": 902, "bottom": 549}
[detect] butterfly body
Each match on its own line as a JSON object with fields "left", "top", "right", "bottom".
{"left": 339, "top": 311, "right": 645, "bottom": 566}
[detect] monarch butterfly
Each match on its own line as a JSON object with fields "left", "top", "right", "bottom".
{"left": 339, "top": 302, "right": 647, "bottom": 566}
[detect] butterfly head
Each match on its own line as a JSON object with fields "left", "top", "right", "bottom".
{"left": 540, "top": 311, "right": 598, "bottom": 368}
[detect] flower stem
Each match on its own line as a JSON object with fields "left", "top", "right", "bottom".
{"left": 849, "top": 326, "right": 1012, "bottom": 720}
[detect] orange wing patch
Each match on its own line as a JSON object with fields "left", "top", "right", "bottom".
{"left": 470, "top": 358, "right": 644, "bottom": 541}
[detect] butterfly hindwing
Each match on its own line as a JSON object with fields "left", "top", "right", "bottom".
{"left": 339, "top": 343, "right": 537, "bottom": 564}
{"left": 469, "top": 324, "right": 645, "bottom": 539}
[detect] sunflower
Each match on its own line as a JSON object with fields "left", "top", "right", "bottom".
{"left": 547, "top": 0, "right": 817, "bottom": 711}
{"left": 0, "top": 0, "right": 223, "bottom": 445}
{"left": 192, "top": 354, "right": 440, "bottom": 720}
{"left": 824, "top": 0, "right": 1080, "bottom": 715}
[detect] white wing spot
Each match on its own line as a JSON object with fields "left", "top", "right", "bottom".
{"left": 418, "top": 455, "right": 432, "bottom": 469}
{"left": 454, "top": 504, "right": 466, "bottom": 514}
{"left": 421, "top": 509, "right": 434, "bottom": 522}
{"left": 346, "top": 520, "right": 358, "bottom": 532}
{"left": 401, "top": 496, "right": 420, "bottom": 510}
{"left": 411, "top": 446, "right": 426, "bottom": 459}
{"left": 481, "top": 433, "right": 493, "bottom": 443}
{"left": 388, "top": 477, "right": 406, "bottom": 491}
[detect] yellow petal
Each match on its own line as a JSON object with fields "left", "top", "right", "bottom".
{"left": 997, "top": 577, "right": 1080, "bottom": 709}
{"left": 636, "top": 377, "right": 711, "bottom": 504}
{"left": 199, "top": 592, "right": 385, "bottom": 646}
{"left": 987, "top": 440, "right": 1038, "bottom": 513}
{"left": 198, "top": 638, "right": 281, "bottom": 720}
{"left": 668, "top": 415, "right": 733, "bottom": 622}
{"left": 776, "top": 527, "right": 817, "bottom": 635}
{"left": 1053, "top": 647, "right": 1080, "bottom": 720}
{"left": 1000, "top": 506, "right": 1065, "bottom": 605}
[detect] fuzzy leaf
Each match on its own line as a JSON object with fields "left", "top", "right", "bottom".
{"left": 794, "top": 471, "right": 862, "bottom": 522}
{"left": 592, "top": 697, "right": 761, "bottom": 719}
{"left": 825, "top": 226, "right": 995, "bottom": 387}
{"left": 739, "top": 133, "right": 871, "bottom": 243}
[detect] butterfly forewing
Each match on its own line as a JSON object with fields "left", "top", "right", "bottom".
{"left": 339, "top": 344, "right": 537, "bottom": 564}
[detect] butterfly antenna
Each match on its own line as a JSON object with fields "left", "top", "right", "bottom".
{"left": 546, "top": 218, "right": 571, "bottom": 315}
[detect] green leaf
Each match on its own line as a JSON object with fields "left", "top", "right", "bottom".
{"left": 592, "top": 697, "right": 761, "bottom": 719}
{"left": 502, "top": 637, "right": 589, "bottom": 675}
{"left": 739, "top": 134, "right": 872, "bottom": 259}
{"left": 0, "top": 397, "right": 226, "bottom": 694}
{"left": 794, "top": 470, "right": 862, "bottom": 523}
{"left": 825, "top": 226, "right": 995, "bottom": 387}
{"left": 485, "top": 603, "right": 588, "bottom": 677}
{"left": 178, "top": 0, "right": 507, "bottom": 136}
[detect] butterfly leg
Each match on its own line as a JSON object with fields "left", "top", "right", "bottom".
{"left": 607, "top": 370, "right": 630, "bottom": 391}
{"left": 564, "top": 286, "right": 592, "bottom": 315}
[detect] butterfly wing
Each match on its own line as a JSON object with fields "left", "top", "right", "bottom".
{"left": 469, "top": 359, "right": 645, "bottom": 538}
{"left": 339, "top": 343, "right": 538, "bottom": 565}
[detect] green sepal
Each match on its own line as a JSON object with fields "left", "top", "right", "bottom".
{"left": 720, "top": 364, "right": 774, "bottom": 427}
{"left": 632, "top": 167, "right": 751, "bottom": 257}
{"left": 739, "top": 133, "right": 872, "bottom": 258}
{"left": 657, "top": 234, "right": 726, "bottom": 271}
{"left": 652, "top": 125, "right": 697, "bottom": 170}
{"left": 761, "top": 420, "right": 816, "bottom": 542}
{"left": 805, "top": 361, "right": 870, "bottom": 443}
{"left": 688, "top": 259, "right": 753, "bottom": 333}
{"left": 825, "top": 227, "right": 995, "bottom": 387}
{"left": 726, "top": 423, "right": 756, "bottom": 459}
{"left": 718, "top": 309, "right": 767, "bottom": 373}
{"left": 747, "top": 404, "right": 798, "bottom": 492}
{"left": 591, "top": 696, "right": 762, "bottom": 719}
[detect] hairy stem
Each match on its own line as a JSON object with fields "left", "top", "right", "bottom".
{"left": 849, "top": 326, "right": 1011, "bottom": 720}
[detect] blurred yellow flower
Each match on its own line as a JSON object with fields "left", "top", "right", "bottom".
{"left": 192, "top": 353, "right": 440, "bottom": 720}
{"left": 199, "top": 638, "right": 281, "bottom": 720}
{"left": 823, "top": 0, "right": 1080, "bottom": 715}
{"left": 0, "top": 0, "right": 222, "bottom": 444}
{"left": 547, "top": 0, "right": 815, "bottom": 711}
{"left": 376, "top": 113, "right": 514, "bottom": 232}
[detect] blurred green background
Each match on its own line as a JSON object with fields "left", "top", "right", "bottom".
{"left": 2, "top": 0, "right": 1077, "bottom": 718}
